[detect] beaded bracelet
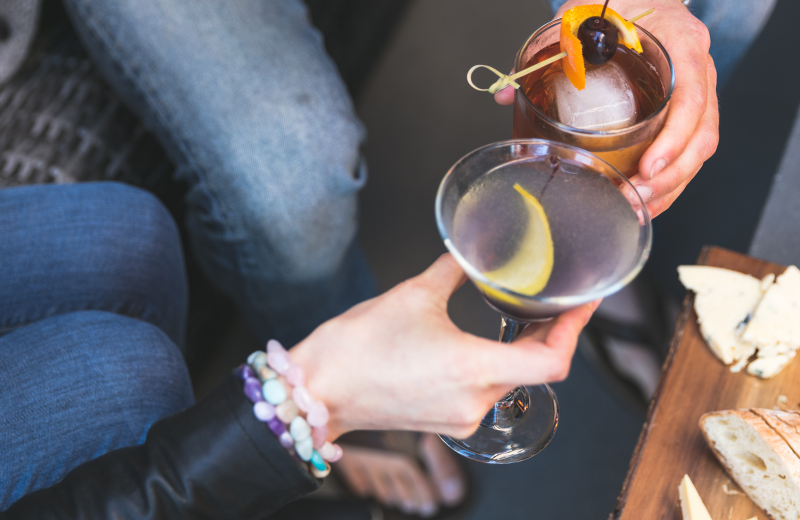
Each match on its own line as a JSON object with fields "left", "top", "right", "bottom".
{"left": 235, "top": 339, "right": 343, "bottom": 478}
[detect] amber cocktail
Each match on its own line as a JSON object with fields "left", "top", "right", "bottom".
{"left": 512, "top": 19, "right": 674, "bottom": 177}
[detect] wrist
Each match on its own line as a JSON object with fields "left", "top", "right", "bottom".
{"left": 238, "top": 340, "right": 345, "bottom": 476}
{"left": 289, "top": 335, "right": 349, "bottom": 442}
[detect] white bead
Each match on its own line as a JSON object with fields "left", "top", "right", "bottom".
{"left": 295, "top": 436, "right": 313, "bottom": 461}
{"left": 290, "top": 417, "right": 311, "bottom": 441}
{"left": 253, "top": 401, "right": 275, "bottom": 422}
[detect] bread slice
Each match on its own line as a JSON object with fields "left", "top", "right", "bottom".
{"left": 678, "top": 266, "right": 766, "bottom": 366}
{"left": 700, "top": 409, "right": 800, "bottom": 520}
{"left": 743, "top": 266, "right": 800, "bottom": 378}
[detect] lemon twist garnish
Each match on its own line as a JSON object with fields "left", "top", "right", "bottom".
{"left": 481, "top": 183, "right": 554, "bottom": 299}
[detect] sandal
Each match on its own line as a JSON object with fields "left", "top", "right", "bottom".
{"left": 330, "top": 430, "right": 474, "bottom": 520}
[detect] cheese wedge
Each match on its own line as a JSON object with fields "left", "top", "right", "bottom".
{"left": 743, "top": 266, "right": 800, "bottom": 378}
{"left": 678, "top": 474, "right": 713, "bottom": 520}
{"left": 678, "top": 266, "right": 766, "bottom": 366}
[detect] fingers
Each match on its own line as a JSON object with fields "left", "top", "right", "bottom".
{"left": 478, "top": 300, "right": 599, "bottom": 385}
{"left": 494, "top": 85, "right": 515, "bottom": 105}
{"left": 416, "top": 253, "right": 468, "bottom": 299}
{"left": 630, "top": 55, "right": 719, "bottom": 217}
{"left": 639, "top": 28, "right": 711, "bottom": 181}
{"left": 645, "top": 176, "right": 692, "bottom": 217}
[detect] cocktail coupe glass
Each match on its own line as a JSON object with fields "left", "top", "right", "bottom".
{"left": 435, "top": 139, "right": 652, "bottom": 463}
{"left": 512, "top": 19, "right": 675, "bottom": 177}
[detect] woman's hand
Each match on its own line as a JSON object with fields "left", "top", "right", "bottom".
{"left": 495, "top": 0, "right": 719, "bottom": 217}
{"left": 291, "top": 253, "right": 599, "bottom": 441}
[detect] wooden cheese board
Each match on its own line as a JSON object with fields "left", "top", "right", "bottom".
{"left": 611, "top": 246, "right": 794, "bottom": 520}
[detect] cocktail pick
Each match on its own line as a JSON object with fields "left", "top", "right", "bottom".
{"left": 467, "top": 8, "right": 655, "bottom": 94}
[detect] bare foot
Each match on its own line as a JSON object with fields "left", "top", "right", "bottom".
{"left": 335, "top": 433, "right": 466, "bottom": 517}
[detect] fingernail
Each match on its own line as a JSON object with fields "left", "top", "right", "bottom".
{"left": 635, "top": 184, "right": 653, "bottom": 201}
{"left": 649, "top": 158, "right": 666, "bottom": 179}
{"left": 440, "top": 478, "right": 464, "bottom": 504}
{"left": 400, "top": 501, "right": 415, "bottom": 514}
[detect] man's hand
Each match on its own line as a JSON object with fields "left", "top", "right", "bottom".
{"left": 495, "top": 0, "right": 719, "bottom": 217}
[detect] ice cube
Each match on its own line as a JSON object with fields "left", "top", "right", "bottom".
{"left": 548, "top": 62, "right": 637, "bottom": 131}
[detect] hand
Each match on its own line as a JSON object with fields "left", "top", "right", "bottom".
{"left": 495, "top": 0, "right": 719, "bottom": 217}
{"left": 290, "top": 253, "right": 599, "bottom": 441}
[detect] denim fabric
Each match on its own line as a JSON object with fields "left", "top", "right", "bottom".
{"left": 546, "top": 0, "right": 777, "bottom": 87}
{"left": 0, "top": 184, "right": 193, "bottom": 510}
{"left": 60, "top": 0, "right": 377, "bottom": 347}
{"left": 0, "top": 182, "right": 187, "bottom": 347}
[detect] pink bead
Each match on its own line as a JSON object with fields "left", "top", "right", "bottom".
{"left": 311, "top": 425, "right": 328, "bottom": 449}
{"left": 306, "top": 401, "right": 329, "bottom": 427}
{"left": 253, "top": 401, "right": 276, "bottom": 422}
{"left": 285, "top": 364, "right": 305, "bottom": 387}
{"left": 292, "top": 386, "right": 314, "bottom": 412}
{"left": 320, "top": 442, "right": 343, "bottom": 462}
{"left": 266, "top": 339, "right": 286, "bottom": 354}
{"left": 267, "top": 350, "right": 290, "bottom": 374}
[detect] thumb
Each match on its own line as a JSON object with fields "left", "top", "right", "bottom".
{"left": 416, "top": 253, "right": 468, "bottom": 300}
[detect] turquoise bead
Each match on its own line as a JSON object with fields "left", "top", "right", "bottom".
{"left": 263, "top": 379, "right": 287, "bottom": 405}
{"left": 310, "top": 450, "right": 326, "bottom": 471}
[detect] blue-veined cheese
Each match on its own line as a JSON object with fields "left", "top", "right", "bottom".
{"left": 678, "top": 266, "right": 767, "bottom": 366}
{"left": 743, "top": 266, "right": 800, "bottom": 378}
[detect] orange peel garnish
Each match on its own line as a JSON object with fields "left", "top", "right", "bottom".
{"left": 560, "top": 5, "right": 644, "bottom": 90}
{"left": 465, "top": 8, "right": 653, "bottom": 95}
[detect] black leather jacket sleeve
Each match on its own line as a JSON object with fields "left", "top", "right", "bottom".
{"left": 1, "top": 374, "right": 320, "bottom": 519}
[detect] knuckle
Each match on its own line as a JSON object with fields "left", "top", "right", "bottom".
{"left": 679, "top": 85, "right": 707, "bottom": 117}
{"left": 701, "top": 131, "right": 719, "bottom": 159}
{"left": 547, "top": 355, "right": 572, "bottom": 382}
{"left": 685, "top": 19, "right": 710, "bottom": 51}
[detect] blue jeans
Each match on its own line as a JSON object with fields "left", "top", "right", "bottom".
{"left": 60, "top": 0, "right": 377, "bottom": 347}
{"left": 548, "top": 0, "right": 777, "bottom": 86}
{"left": 0, "top": 183, "right": 194, "bottom": 510}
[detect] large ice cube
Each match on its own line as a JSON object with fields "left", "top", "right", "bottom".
{"left": 549, "top": 62, "right": 637, "bottom": 131}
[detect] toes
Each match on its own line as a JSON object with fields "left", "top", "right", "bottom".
{"left": 399, "top": 461, "right": 438, "bottom": 517}
{"left": 419, "top": 433, "right": 467, "bottom": 506}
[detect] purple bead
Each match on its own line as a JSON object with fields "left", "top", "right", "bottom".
{"left": 244, "top": 377, "right": 265, "bottom": 403}
{"left": 279, "top": 431, "right": 295, "bottom": 449}
{"left": 267, "top": 417, "right": 286, "bottom": 436}
{"left": 236, "top": 364, "right": 256, "bottom": 381}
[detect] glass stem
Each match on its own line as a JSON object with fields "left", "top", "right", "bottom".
{"left": 479, "top": 316, "right": 530, "bottom": 428}
{"left": 497, "top": 316, "right": 524, "bottom": 401}
{"left": 499, "top": 316, "right": 524, "bottom": 344}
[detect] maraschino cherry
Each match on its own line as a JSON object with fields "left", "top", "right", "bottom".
{"left": 577, "top": 0, "right": 619, "bottom": 65}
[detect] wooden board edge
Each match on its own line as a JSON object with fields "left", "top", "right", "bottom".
{"left": 607, "top": 246, "right": 710, "bottom": 519}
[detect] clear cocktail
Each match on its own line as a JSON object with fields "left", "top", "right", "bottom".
{"left": 436, "top": 139, "right": 651, "bottom": 463}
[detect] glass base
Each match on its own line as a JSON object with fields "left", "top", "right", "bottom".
{"left": 439, "top": 384, "right": 558, "bottom": 463}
